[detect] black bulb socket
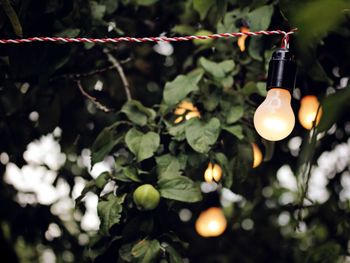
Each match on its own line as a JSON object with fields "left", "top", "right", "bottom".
{"left": 266, "top": 48, "right": 297, "bottom": 93}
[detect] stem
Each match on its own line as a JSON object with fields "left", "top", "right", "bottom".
{"left": 103, "top": 48, "right": 132, "bottom": 101}
{"left": 296, "top": 104, "right": 322, "bottom": 226}
{"left": 76, "top": 80, "right": 112, "bottom": 113}
{"left": 50, "top": 58, "right": 131, "bottom": 82}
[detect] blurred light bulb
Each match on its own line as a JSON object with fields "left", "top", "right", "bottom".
{"left": 238, "top": 26, "right": 249, "bottom": 52}
{"left": 195, "top": 207, "right": 227, "bottom": 237}
{"left": 254, "top": 88, "right": 295, "bottom": 141}
{"left": 174, "top": 101, "right": 200, "bottom": 124}
{"left": 204, "top": 163, "right": 222, "bottom": 183}
{"left": 298, "top": 95, "right": 322, "bottom": 130}
{"left": 251, "top": 143, "right": 263, "bottom": 168}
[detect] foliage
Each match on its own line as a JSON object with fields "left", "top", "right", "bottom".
{"left": 1, "top": 0, "right": 350, "bottom": 263}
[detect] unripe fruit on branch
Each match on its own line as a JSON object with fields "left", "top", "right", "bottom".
{"left": 133, "top": 184, "right": 160, "bottom": 211}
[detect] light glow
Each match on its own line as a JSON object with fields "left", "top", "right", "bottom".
{"left": 298, "top": 95, "right": 322, "bottom": 130}
{"left": 252, "top": 143, "right": 263, "bottom": 168}
{"left": 204, "top": 163, "right": 222, "bottom": 183}
{"left": 195, "top": 207, "right": 227, "bottom": 237}
{"left": 254, "top": 88, "right": 295, "bottom": 141}
{"left": 174, "top": 101, "right": 200, "bottom": 124}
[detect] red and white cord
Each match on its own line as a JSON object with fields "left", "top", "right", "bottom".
{"left": 0, "top": 29, "right": 296, "bottom": 46}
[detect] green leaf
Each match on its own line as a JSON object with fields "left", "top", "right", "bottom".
{"left": 54, "top": 28, "right": 81, "bottom": 37}
{"left": 125, "top": 128, "right": 160, "bottom": 162}
{"left": 214, "top": 152, "right": 233, "bottom": 188}
{"left": 185, "top": 118, "right": 221, "bottom": 153}
{"left": 121, "top": 100, "right": 156, "bottom": 126}
{"left": 91, "top": 125, "right": 123, "bottom": 166}
{"left": 114, "top": 166, "right": 142, "bottom": 183}
{"left": 172, "top": 24, "right": 196, "bottom": 35}
{"left": 95, "top": 171, "right": 110, "bottom": 189}
{"left": 89, "top": 1, "right": 106, "bottom": 21}
{"left": 163, "top": 70, "right": 204, "bottom": 105}
{"left": 158, "top": 176, "right": 202, "bottom": 202}
{"left": 199, "top": 57, "right": 235, "bottom": 79}
{"left": 156, "top": 154, "right": 182, "bottom": 179}
{"left": 136, "top": 0, "right": 158, "bottom": 6}
{"left": 247, "top": 5, "right": 273, "bottom": 31}
{"left": 103, "top": 0, "right": 119, "bottom": 14}
{"left": 226, "top": 105, "right": 244, "bottom": 124}
{"left": 223, "top": 125, "right": 244, "bottom": 140}
{"left": 1, "top": 0, "right": 23, "bottom": 37}
{"left": 292, "top": 0, "right": 349, "bottom": 48}
{"left": 131, "top": 239, "right": 161, "bottom": 263}
{"left": 75, "top": 180, "right": 97, "bottom": 205}
{"left": 308, "top": 61, "right": 333, "bottom": 85}
{"left": 318, "top": 87, "right": 350, "bottom": 132}
{"left": 193, "top": 0, "right": 215, "bottom": 20}
{"left": 168, "top": 121, "right": 189, "bottom": 141}
{"left": 305, "top": 241, "right": 341, "bottom": 263}
{"left": 242, "top": 81, "right": 267, "bottom": 96}
{"left": 97, "top": 194, "right": 125, "bottom": 235}
{"left": 166, "top": 245, "right": 183, "bottom": 263}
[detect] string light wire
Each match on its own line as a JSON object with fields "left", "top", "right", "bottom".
{"left": 0, "top": 29, "right": 297, "bottom": 46}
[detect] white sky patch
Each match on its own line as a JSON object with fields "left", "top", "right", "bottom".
{"left": 81, "top": 193, "right": 100, "bottom": 231}
{"left": 4, "top": 131, "right": 106, "bottom": 233}
{"left": 221, "top": 188, "right": 243, "bottom": 206}
{"left": 23, "top": 134, "right": 66, "bottom": 170}
{"left": 277, "top": 165, "right": 298, "bottom": 192}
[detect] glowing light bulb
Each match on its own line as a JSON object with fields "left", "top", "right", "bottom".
{"left": 204, "top": 163, "right": 222, "bottom": 183}
{"left": 298, "top": 95, "right": 322, "bottom": 130}
{"left": 237, "top": 26, "right": 249, "bottom": 52}
{"left": 254, "top": 88, "right": 295, "bottom": 141}
{"left": 195, "top": 207, "right": 227, "bottom": 237}
{"left": 174, "top": 101, "right": 200, "bottom": 124}
{"left": 251, "top": 143, "right": 263, "bottom": 168}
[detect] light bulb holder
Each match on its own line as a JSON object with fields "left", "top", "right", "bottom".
{"left": 266, "top": 48, "right": 297, "bottom": 93}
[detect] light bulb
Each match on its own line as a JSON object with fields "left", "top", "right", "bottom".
{"left": 195, "top": 207, "right": 227, "bottom": 237}
{"left": 204, "top": 163, "right": 222, "bottom": 183}
{"left": 237, "top": 26, "right": 249, "bottom": 52}
{"left": 298, "top": 95, "right": 322, "bottom": 130}
{"left": 251, "top": 143, "right": 263, "bottom": 168}
{"left": 174, "top": 101, "right": 200, "bottom": 124}
{"left": 254, "top": 88, "right": 295, "bottom": 141}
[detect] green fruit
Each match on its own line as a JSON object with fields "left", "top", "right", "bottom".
{"left": 133, "top": 184, "right": 160, "bottom": 211}
{"left": 95, "top": 172, "right": 110, "bottom": 189}
{"left": 193, "top": 30, "right": 214, "bottom": 46}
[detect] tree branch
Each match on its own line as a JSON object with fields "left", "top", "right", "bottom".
{"left": 103, "top": 48, "right": 132, "bottom": 101}
{"left": 296, "top": 104, "right": 322, "bottom": 227}
{"left": 50, "top": 58, "right": 132, "bottom": 82}
{"left": 75, "top": 80, "right": 112, "bottom": 113}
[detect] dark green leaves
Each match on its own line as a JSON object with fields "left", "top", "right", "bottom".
{"left": 90, "top": 1, "right": 106, "bottom": 22}
{"left": 131, "top": 239, "right": 161, "bottom": 263}
{"left": 185, "top": 118, "right": 221, "bottom": 153}
{"left": 318, "top": 87, "right": 350, "bottom": 132}
{"left": 247, "top": 5, "right": 273, "bottom": 31}
{"left": 158, "top": 176, "right": 202, "bottom": 202}
{"left": 125, "top": 128, "right": 160, "bottom": 162}
{"left": 222, "top": 125, "right": 244, "bottom": 140}
{"left": 226, "top": 105, "right": 244, "bottom": 124}
{"left": 136, "top": 0, "right": 158, "bottom": 6}
{"left": 97, "top": 194, "right": 126, "bottom": 235}
{"left": 193, "top": 0, "right": 216, "bottom": 20}
{"left": 1, "top": 0, "right": 23, "bottom": 37}
{"left": 291, "top": 0, "right": 349, "bottom": 48}
{"left": 163, "top": 69, "right": 204, "bottom": 105}
{"left": 199, "top": 57, "right": 235, "bottom": 79}
{"left": 122, "top": 100, "right": 156, "bottom": 126}
{"left": 156, "top": 154, "right": 183, "bottom": 178}
{"left": 91, "top": 125, "right": 123, "bottom": 166}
